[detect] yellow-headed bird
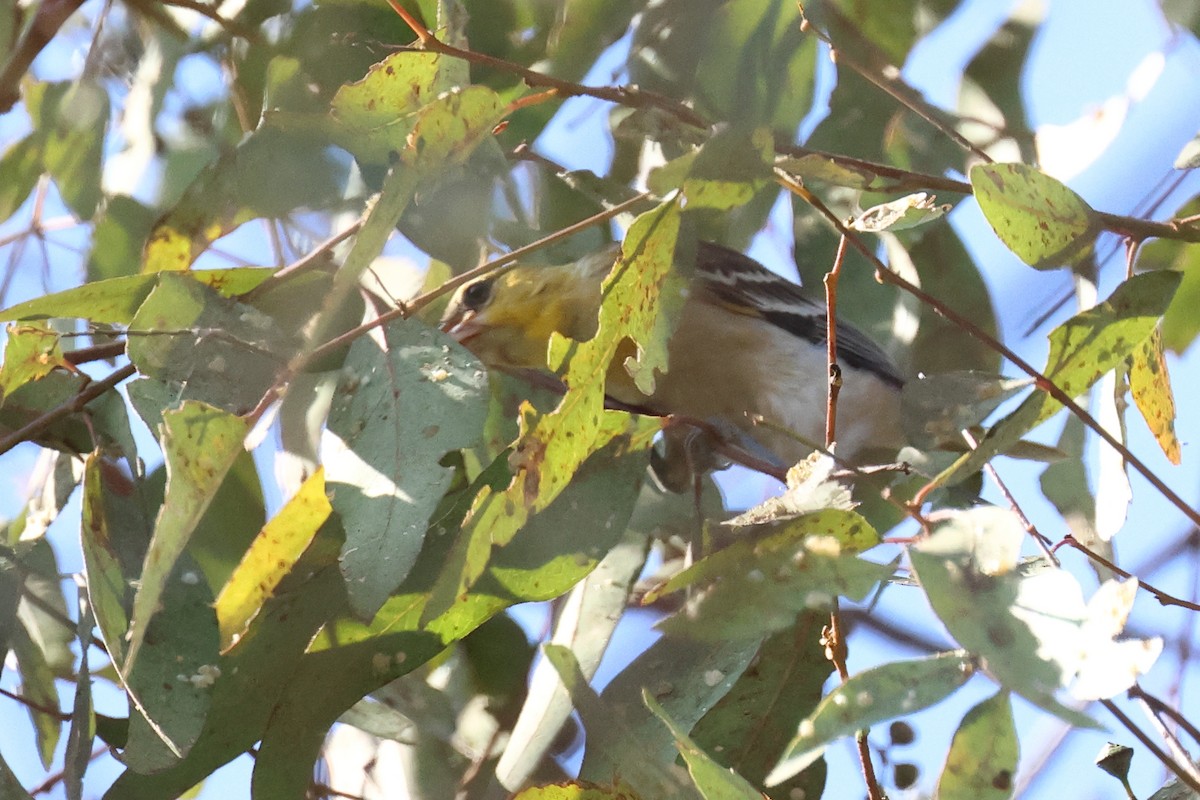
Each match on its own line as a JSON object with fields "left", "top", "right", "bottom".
{"left": 441, "top": 240, "right": 904, "bottom": 468}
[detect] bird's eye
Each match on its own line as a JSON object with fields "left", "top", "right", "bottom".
{"left": 461, "top": 279, "right": 493, "bottom": 310}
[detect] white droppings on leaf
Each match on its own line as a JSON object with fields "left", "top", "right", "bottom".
{"left": 180, "top": 571, "right": 200, "bottom": 585}
{"left": 703, "top": 669, "right": 725, "bottom": 687}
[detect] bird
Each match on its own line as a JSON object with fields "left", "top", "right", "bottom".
{"left": 440, "top": 240, "right": 905, "bottom": 471}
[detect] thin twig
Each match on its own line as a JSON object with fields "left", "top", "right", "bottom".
{"left": 1128, "top": 684, "right": 1200, "bottom": 748}
{"left": 798, "top": 4, "right": 992, "bottom": 164}
{"left": 823, "top": 606, "right": 886, "bottom": 800}
{"left": 238, "top": 221, "right": 364, "bottom": 303}
{"left": 385, "top": 0, "right": 709, "bottom": 128}
{"left": 158, "top": 0, "right": 264, "bottom": 44}
{"left": 823, "top": 236, "right": 846, "bottom": 449}
{"left": 962, "top": 429, "right": 1059, "bottom": 565}
{"left": 1059, "top": 536, "right": 1200, "bottom": 612}
{"left": 775, "top": 169, "right": 1200, "bottom": 533}
{"left": 28, "top": 745, "right": 110, "bottom": 796}
{"left": 0, "top": 364, "right": 136, "bottom": 456}
{"left": 0, "top": 686, "right": 69, "bottom": 722}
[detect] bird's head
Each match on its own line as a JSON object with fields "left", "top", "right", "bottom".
{"left": 440, "top": 247, "right": 618, "bottom": 369}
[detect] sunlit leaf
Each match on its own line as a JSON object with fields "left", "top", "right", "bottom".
{"left": 215, "top": 468, "right": 331, "bottom": 649}
{"left": 935, "top": 270, "right": 1181, "bottom": 486}
{"left": 125, "top": 403, "right": 248, "bottom": 668}
{"left": 496, "top": 524, "right": 651, "bottom": 790}
{"left": 0, "top": 323, "right": 69, "bottom": 398}
{"left": 1129, "top": 327, "right": 1180, "bottom": 464}
{"left": 10, "top": 621, "right": 62, "bottom": 768}
{"left": 326, "top": 316, "right": 488, "bottom": 619}
{"left": 651, "top": 512, "right": 891, "bottom": 641}
{"left": 970, "top": 163, "right": 1099, "bottom": 269}
{"left": 850, "top": 192, "right": 952, "bottom": 233}
{"left": 0, "top": 268, "right": 275, "bottom": 324}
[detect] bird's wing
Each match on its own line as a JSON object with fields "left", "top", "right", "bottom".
{"left": 693, "top": 241, "right": 905, "bottom": 388}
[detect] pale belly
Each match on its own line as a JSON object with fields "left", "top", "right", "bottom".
{"left": 613, "top": 302, "right": 904, "bottom": 467}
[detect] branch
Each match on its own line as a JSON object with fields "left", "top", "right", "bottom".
{"left": 385, "top": 0, "right": 708, "bottom": 129}
{"left": 0, "top": 363, "right": 136, "bottom": 456}
{"left": 775, "top": 169, "right": 1200, "bottom": 533}
{"left": 1059, "top": 536, "right": 1200, "bottom": 612}
{"left": 0, "top": 0, "right": 88, "bottom": 114}
{"left": 797, "top": 4, "right": 993, "bottom": 164}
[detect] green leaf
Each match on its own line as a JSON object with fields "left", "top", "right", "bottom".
{"left": 185, "top": 450, "right": 266, "bottom": 594}
{"left": 689, "top": 617, "right": 831, "bottom": 797}
{"left": 652, "top": 510, "right": 891, "bottom": 642}
{"left": 936, "top": 691, "right": 1019, "bottom": 800}
{"left": 87, "top": 196, "right": 158, "bottom": 282}
{"left": 0, "top": 268, "right": 275, "bottom": 324}
{"left": 0, "top": 547, "right": 21, "bottom": 666}
{"left": 326, "top": 316, "right": 488, "bottom": 618}
{"left": 901, "top": 371, "right": 1030, "bottom": 449}
{"left": 126, "top": 273, "right": 294, "bottom": 414}
{"left": 425, "top": 437, "right": 647, "bottom": 638}
{"left": 144, "top": 128, "right": 345, "bottom": 271}
{"left": 121, "top": 551, "right": 220, "bottom": 771}
{"left": 645, "top": 690, "right": 763, "bottom": 800}
{"left": 766, "top": 651, "right": 976, "bottom": 787}
{"left": 0, "top": 323, "right": 68, "bottom": 398}
{"left": 935, "top": 270, "right": 1181, "bottom": 486}
{"left": 908, "top": 508, "right": 1151, "bottom": 722}
{"left": 496, "top": 522, "right": 651, "bottom": 790}
{"left": 543, "top": 644, "right": 697, "bottom": 800}
{"left": 0, "top": 135, "right": 42, "bottom": 222}
{"left": 39, "top": 79, "right": 109, "bottom": 220}
{"left": 651, "top": 128, "right": 774, "bottom": 212}
{"left": 215, "top": 468, "right": 330, "bottom": 649}
{"left": 14, "top": 537, "right": 74, "bottom": 673}
{"left": 583, "top": 635, "right": 760, "bottom": 783}
{"left": 10, "top": 621, "right": 63, "bottom": 768}
{"left": 511, "top": 783, "right": 643, "bottom": 800}
{"left": 692, "top": 0, "right": 817, "bottom": 132}
{"left": 125, "top": 403, "right": 249, "bottom": 669}
{"left": 970, "top": 163, "right": 1099, "bottom": 269}
{"left": 64, "top": 583, "right": 96, "bottom": 800}
{"left": 81, "top": 455, "right": 147, "bottom": 668}
{"left": 0, "top": 751, "right": 34, "bottom": 800}
{"left": 329, "top": 51, "right": 505, "bottom": 168}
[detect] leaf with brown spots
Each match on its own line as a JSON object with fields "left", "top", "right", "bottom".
{"left": 971, "top": 163, "right": 1099, "bottom": 270}
{"left": 936, "top": 691, "right": 1019, "bottom": 800}
{"left": 1130, "top": 326, "right": 1181, "bottom": 464}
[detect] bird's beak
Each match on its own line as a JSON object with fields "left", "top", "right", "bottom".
{"left": 441, "top": 308, "right": 484, "bottom": 345}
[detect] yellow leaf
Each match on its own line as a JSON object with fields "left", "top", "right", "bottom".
{"left": 215, "top": 468, "right": 331, "bottom": 650}
{"left": 1129, "top": 326, "right": 1180, "bottom": 464}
